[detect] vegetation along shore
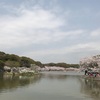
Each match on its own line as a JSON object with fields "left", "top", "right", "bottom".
{"left": 0, "top": 51, "right": 79, "bottom": 75}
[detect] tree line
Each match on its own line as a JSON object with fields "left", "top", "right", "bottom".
{"left": 0, "top": 51, "right": 79, "bottom": 71}
{"left": 0, "top": 51, "right": 43, "bottom": 71}
{"left": 44, "top": 62, "right": 79, "bottom": 68}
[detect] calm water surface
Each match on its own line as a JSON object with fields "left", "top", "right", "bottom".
{"left": 0, "top": 71, "right": 100, "bottom": 100}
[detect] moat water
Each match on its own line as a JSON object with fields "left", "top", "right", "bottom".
{"left": 0, "top": 71, "right": 100, "bottom": 100}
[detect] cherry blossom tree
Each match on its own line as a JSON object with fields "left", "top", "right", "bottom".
{"left": 79, "top": 55, "right": 100, "bottom": 72}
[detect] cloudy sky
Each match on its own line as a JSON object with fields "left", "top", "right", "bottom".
{"left": 0, "top": 0, "right": 100, "bottom": 64}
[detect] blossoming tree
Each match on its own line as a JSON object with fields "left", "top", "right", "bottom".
{"left": 79, "top": 55, "right": 100, "bottom": 72}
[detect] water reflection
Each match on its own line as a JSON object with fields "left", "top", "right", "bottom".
{"left": 41, "top": 72, "right": 100, "bottom": 100}
{"left": 0, "top": 73, "right": 41, "bottom": 93}
{"left": 0, "top": 72, "right": 100, "bottom": 100}
{"left": 40, "top": 71, "right": 83, "bottom": 81}
{"left": 81, "top": 79, "right": 100, "bottom": 99}
{"left": 41, "top": 72, "right": 68, "bottom": 80}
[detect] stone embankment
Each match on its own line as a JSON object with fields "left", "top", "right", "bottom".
{"left": 3, "top": 66, "right": 37, "bottom": 75}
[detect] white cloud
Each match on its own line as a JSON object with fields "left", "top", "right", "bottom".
{"left": 0, "top": 6, "right": 63, "bottom": 48}
{"left": 24, "top": 42, "right": 100, "bottom": 58}
{"left": 91, "top": 29, "right": 100, "bottom": 37}
{"left": 52, "top": 30, "right": 84, "bottom": 39}
{"left": 0, "top": 4, "right": 84, "bottom": 50}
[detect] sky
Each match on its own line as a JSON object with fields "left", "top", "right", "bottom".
{"left": 0, "top": 0, "right": 100, "bottom": 64}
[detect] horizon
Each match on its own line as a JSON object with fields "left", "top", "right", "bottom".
{"left": 0, "top": 0, "right": 100, "bottom": 64}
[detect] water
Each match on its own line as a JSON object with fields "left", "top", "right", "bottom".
{"left": 0, "top": 71, "right": 100, "bottom": 100}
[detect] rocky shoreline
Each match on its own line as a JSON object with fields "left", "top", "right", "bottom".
{"left": 0, "top": 66, "right": 39, "bottom": 76}
{"left": 0, "top": 65, "right": 80, "bottom": 76}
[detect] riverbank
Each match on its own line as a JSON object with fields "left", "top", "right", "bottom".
{"left": 0, "top": 66, "right": 39, "bottom": 76}
{"left": 38, "top": 66, "right": 80, "bottom": 71}
{"left": 0, "top": 65, "right": 80, "bottom": 76}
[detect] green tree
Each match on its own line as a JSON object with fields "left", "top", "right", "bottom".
{"left": 20, "top": 57, "right": 35, "bottom": 67}
{"left": 5, "top": 61, "right": 20, "bottom": 67}
{"left": 35, "top": 61, "right": 44, "bottom": 68}
{"left": 0, "top": 60, "right": 5, "bottom": 71}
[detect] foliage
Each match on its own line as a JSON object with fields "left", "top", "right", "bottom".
{"left": 20, "top": 56, "right": 35, "bottom": 67}
{"left": 80, "top": 55, "right": 100, "bottom": 68}
{"left": 0, "top": 51, "right": 79, "bottom": 68}
{"left": 0, "top": 51, "right": 40, "bottom": 68}
{"left": 0, "top": 60, "right": 5, "bottom": 71}
{"left": 35, "top": 61, "right": 44, "bottom": 68}
{"left": 5, "top": 60, "right": 20, "bottom": 67}
{"left": 44, "top": 62, "right": 79, "bottom": 68}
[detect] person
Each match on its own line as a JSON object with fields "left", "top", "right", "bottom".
{"left": 85, "top": 69, "right": 88, "bottom": 75}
